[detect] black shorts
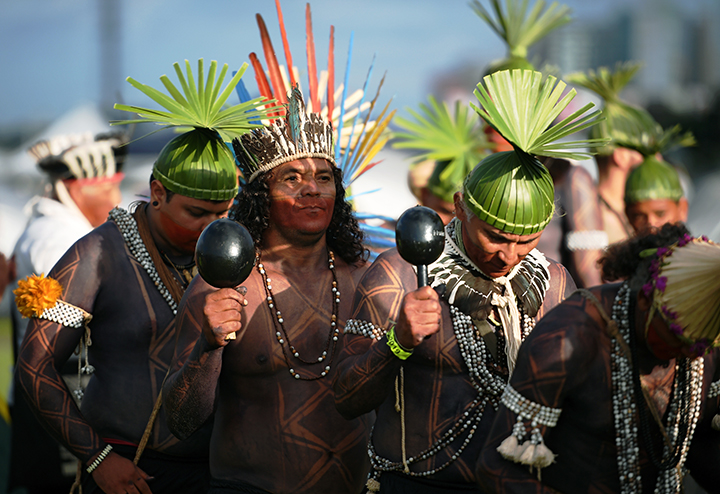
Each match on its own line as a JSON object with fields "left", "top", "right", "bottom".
{"left": 208, "top": 478, "right": 273, "bottom": 493}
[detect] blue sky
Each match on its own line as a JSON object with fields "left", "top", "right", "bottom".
{"left": 0, "top": 0, "right": 716, "bottom": 127}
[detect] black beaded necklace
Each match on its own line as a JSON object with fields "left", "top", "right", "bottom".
{"left": 257, "top": 250, "right": 340, "bottom": 381}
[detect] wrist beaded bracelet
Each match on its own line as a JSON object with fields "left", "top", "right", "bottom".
{"left": 86, "top": 444, "right": 113, "bottom": 474}
{"left": 386, "top": 326, "right": 413, "bottom": 360}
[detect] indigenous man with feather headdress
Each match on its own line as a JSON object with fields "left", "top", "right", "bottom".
{"left": 161, "top": 4, "right": 394, "bottom": 493}
{"left": 13, "top": 59, "right": 272, "bottom": 494}
{"left": 333, "top": 68, "right": 606, "bottom": 493}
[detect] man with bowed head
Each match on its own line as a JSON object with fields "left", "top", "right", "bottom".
{"left": 333, "top": 68, "right": 606, "bottom": 492}
{"left": 477, "top": 224, "right": 720, "bottom": 493}
{"left": 162, "top": 89, "right": 375, "bottom": 494}
{"left": 14, "top": 59, "right": 269, "bottom": 494}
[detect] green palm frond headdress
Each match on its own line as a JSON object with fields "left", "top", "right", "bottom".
{"left": 393, "top": 96, "right": 491, "bottom": 203}
{"left": 113, "top": 59, "right": 280, "bottom": 200}
{"left": 471, "top": 0, "right": 572, "bottom": 75}
{"left": 566, "top": 61, "right": 657, "bottom": 156}
{"left": 624, "top": 123, "right": 695, "bottom": 204}
{"left": 466, "top": 69, "right": 607, "bottom": 235}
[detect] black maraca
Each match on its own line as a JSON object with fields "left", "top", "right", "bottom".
{"left": 195, "top": 218, "right": 256, "bottom": 340}
{"left": 395, "top": 206, "right": 445, "bottom": 287}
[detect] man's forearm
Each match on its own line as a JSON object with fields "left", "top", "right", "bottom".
{"left": 163, "top": 337, "right": 223, "bottom": 440}
{"left": 333, "top": 333, "right": 403, "bottom": 419}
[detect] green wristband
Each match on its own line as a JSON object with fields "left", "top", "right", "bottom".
{"left": 386, "top": 326, "right": 413, "bottom": 360}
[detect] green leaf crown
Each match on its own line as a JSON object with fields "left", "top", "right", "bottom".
{"left": 465, "top": 68, "right": 607, "bottom": 235}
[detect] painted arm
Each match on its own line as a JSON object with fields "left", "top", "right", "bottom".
{"left": 333, "top": 249, "right": 441, "bottom": 419}
{"left": 163, "top": 276, "right": 245, "bottom": 439}
{"left": 562, "top": 166, "right": 605, "bottom": 288}
{"left": 15, "top": 232, "right": 153, "bottom": 493}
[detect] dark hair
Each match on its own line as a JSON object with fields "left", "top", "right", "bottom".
{"left": 229, "top": 165, "right": 367, "bottom": 265}
{"left": 599, "top": 222, "right": 690, "bottom": 289}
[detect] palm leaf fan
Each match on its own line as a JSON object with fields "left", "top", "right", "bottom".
{"left": 471, "top": 68, "right": 607, "bottom": 160}
{"left": 471, "top": 0, "right": 571, "bottom": 73}
{"left": 394, "top": 96, "right": 491, "bottom": 203}
{"left": 113, "top": 59, "right": 279, "bottom": 143}
{"left": 566, "top": 62, "right": 657, "bottom": 155}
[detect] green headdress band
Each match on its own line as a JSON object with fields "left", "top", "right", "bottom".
{"left": 471, "top": 0, "right": 571, "bottom": 75}
{"left": 467, "top": 69, "right": 607, "bottom": 235}
{"left": 113, "top": 59, "right": 279, "bottom": 200}
{"left": 625, "top": 155, "right": 683, "bottom": 204}
{"left": 394, "top": 97, "right": 490, "bottom": 203}
{"left": 566, "top": 62, "right": 657, "bottom": 156}
{"left": 624, "top": 123, "right": 695, "bottom": 204}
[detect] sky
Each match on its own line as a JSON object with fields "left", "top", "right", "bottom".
{"left": 2, "top": 0, "right": 716, "bottom": 130}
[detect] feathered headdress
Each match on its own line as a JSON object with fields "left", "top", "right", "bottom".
{"left": 233, "top": 1, "right": 395, "bottom": 186}
{"left": 471, "top": 0, "right": 572, "bottom": 75}
{"left": 467, "top": 69, "right": 607, "bottom": 235}
{"left": 113, "top": 59, "right": 279, "bottom": 200}
{"left": 566, "top": 62, "right": 658, "bottom": 156}
{"left": 394, "top": 96, "right": 491, "bottom": 203}
{"left": 624, "top": 123, "right": 695, "bottom": 204}
{"left": 28, "top": 131, "right": 128, "bottom": 182}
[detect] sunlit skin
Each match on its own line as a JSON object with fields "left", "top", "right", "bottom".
{"left": 484, "top": 126, "right": 514, "bottom": 153}
{"left": 454, "top": 192, "right": 543, "bottom": 278}
{"left": 66, "top": 175, "right": 124, "bottom": 227}
{"left": 420, "top": 187, "right": 455, "bottom": 224}
{"left": 626, "top": 198, "right": 688, "bottom": 234}
{"left": 147, "top": 180, "right": 233, "bottom": 258}
{"left": 264, "top": 158, "right": 336, "bottom": 249}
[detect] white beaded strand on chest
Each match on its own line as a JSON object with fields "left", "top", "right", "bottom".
{"left": 368, "top": 302, "right": 535, "bottom": 478}
{"left": 610, "top": 282, "right": 704, "bottom": 494}
{"left": 109, "top": 208, "right": 177, "bottom": 315}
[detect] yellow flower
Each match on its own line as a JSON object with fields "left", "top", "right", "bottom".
{"left": 14, "top": 274, "right": 63, "bottom": 318}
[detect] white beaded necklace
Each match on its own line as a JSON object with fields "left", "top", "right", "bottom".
{"left": 611, "top": 282, "right": 704, "bottom": 493}
{"left": 109, "top": 207, "right": 178, "bottom": 315}
{"left": 368, "top": 302, "right": 535, "bottom": 478}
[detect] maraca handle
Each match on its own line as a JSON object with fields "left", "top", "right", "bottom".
{"left": 417, "top": 265, "right": 428, "bottom": 288}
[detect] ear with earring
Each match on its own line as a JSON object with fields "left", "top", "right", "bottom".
{"left": 152, "top": 201, "right": 159, "bottom": 206}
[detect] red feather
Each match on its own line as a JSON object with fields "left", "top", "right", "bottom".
{"left": 249, "top": 52, "right": 283, "bottom": 119}
{"left": 274, "top": 0, "right": 296, "bottom": 88}
{"left": 327, "top": 25, "right": 335, "bottom": 125}
{"left": 256, "top": 13, "right": 287, "bottom": 104}
{"left": 305, "top": 3, "right": 320, "bottom": 112}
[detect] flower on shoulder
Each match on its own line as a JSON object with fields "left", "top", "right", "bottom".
{"left": 13, "top": 274, "right": 63, "bottom": 318}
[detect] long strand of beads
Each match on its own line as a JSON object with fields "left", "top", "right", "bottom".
{"left": 611, "top": 283, "right": 642, "bottom": 494}
{"left": 258, "top": 250, "right": 339, "bottom": 380}
{"left": 109, "top": 207, "right": 177, "bottom": 314}
{"left": 610, "top": 282, "right": 705, "bottom": 494}
{"left": 368, "top": 302, "right": 536, "bottom": 477}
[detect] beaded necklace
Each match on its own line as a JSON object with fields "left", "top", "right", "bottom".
{"left": 257, "top": 250, "right": 340, "bottom": 380}
{"left": 368, "top": 303, "right": 535, "bottom": 478}
{"left": 611, "top": 282, "right": 704, "bottom": 493}
{"left": 109, "top": 207, "right": 178, "bottom": 315}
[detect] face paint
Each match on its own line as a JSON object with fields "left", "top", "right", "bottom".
{"left": 158, "top": 209, "right": 203, "bottom": 254}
